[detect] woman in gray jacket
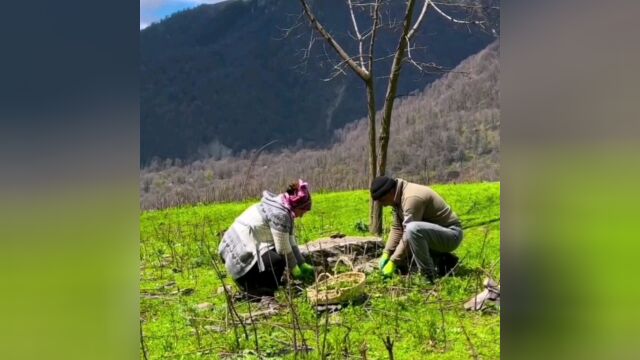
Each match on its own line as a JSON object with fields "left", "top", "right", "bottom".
{"left": 218, "top": 180, "right": 315, "bottom": 297}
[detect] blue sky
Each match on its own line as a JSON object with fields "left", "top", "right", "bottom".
{"left": 140, "top": 0, "right": 226, "bottom": 29}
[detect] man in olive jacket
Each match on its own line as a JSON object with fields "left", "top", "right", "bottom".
{"left": 371, "top": 176, "right": 463, "bottom": 281}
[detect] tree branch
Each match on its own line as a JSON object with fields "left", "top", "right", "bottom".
{"left": 347, "top": 0, "right": 365, "bottom": 69}
{"left": 367, "top": 0, "right": 382, "bottom": 72}
{"left": 405, "top": 38, "right": 449, "bottom": 74}
{"left": 299, "top": 0, "right": 370, "bottom": 81}
{"left": 322, "top": 63, "right": 348, "bottom": 82}
{"left": 428, "top": 0, "right": 486, "bottom": 28}
{"left": 407, "top": 0, "right": 430, "bottom": 40}
{"left": 275, "top": 12, "right": 304, "bottom": 40}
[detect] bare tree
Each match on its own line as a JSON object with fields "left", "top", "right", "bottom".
{"left": 299, "top": 0, "right": 383, "bottom": 233}
{"left": 298, "top": 0, "right": 491, "bottom": 234}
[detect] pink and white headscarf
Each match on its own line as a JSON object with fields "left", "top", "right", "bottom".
{"left": 282, "top": 179, "right": 312, "bottom": 217}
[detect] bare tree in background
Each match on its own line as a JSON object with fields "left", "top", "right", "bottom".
{"left": 298, "top": 0, "right": 495, "bottom": 234}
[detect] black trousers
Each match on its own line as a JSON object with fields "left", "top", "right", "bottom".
{"left": 234, "top": 250, "right": 286, "bottom": 297}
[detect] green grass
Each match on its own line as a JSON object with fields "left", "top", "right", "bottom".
{"left": 140, "top": 182, "right": 500, "bottom": 359}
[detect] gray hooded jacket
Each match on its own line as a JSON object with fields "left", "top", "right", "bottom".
{"left": 218, "top": 191, "right": 305, "bottom": 279}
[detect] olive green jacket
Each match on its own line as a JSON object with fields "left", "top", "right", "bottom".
{"left": 384, "top": 179, "right": 461, "bottom": 262}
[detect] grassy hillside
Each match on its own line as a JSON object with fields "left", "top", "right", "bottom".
{"left": 140, "top": 182, "right": 500, "bottom": 359}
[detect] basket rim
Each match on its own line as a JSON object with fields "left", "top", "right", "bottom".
{"left": 309, "top": 272, "right": 365, "bottom": 287}
{"left": 306, "top": 271, "right": 366, "bottom": 304}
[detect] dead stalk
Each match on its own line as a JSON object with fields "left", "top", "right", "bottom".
{"left": 437, "top": 290, "right": 447, "bottom": 351}
{"left": 247, "top": 300, "right": 260, "bottom": 357}
{"left": 140, "top": 318, "right": 149, "bottom": 360}
{"left": 201, "top": 236, "right": 249, "bottom": 342}
{"left": 382, "top": 335, "right": 394, "bottom": 360}
{"left": 458, "top": 314, "right": 479, "bottom": 359}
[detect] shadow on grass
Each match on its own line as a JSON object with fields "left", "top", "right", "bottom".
{"left": 400, "top": 262, "right": 485, "bottom": 279}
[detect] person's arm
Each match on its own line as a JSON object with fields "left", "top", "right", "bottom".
{"left": 384, "top": 207, "right": 404, "bottom": 257}
{"left": 289, "top": 229, "right": 306, "bottom": 265}
{"left": 390, "top": 196, "right": 425, "bottom": 262}
{"left": 288, "top": 229, "right": 315, "bottom": 279}
{"left": 270, "top": 228, "right": 297, "bottom": 268}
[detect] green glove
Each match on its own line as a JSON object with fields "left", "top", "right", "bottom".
{"left": 299, "top": 263, "right": 315, "bottom": 279}
{"left": 382, "top": 261, "right": 396, "bottom": 278}
{"left": 291, "top": 265, "right": 304, "bottom": 280}
{"left": 378, "top": 252, "right": 390, "bottom": 270}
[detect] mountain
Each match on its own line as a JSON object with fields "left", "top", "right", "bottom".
{"left": 140, "top": 41, "right": 499, "bottom": 210}
{"left": 334, "top": 41, "right": 499, "bottom": 182}
{"left": 140, "top": 0, "right": 498, "bottom": 164}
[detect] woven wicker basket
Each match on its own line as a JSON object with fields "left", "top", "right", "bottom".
{"left": 307, "top": 258, "right": 366, "bottom": 305}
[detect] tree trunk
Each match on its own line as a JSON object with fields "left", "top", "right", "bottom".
{"left": 377, "top": 0, "right": 417, "bottom": 178}
{"left": 371, "top": 200, "right": 383, "bottom": 235}
{"left": 366, "top": 1, "right": 382, "bottom": 235}
{"left": 366, "top": 80, "right": 383, "bottom": 235}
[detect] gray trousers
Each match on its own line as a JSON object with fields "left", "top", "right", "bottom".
{"left": 405, "top": 222, "right": 463, "bottom": 277}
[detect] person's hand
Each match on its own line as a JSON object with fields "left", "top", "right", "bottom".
{"left": 382, "top": 261, "right": 396, "bottom": 278}
{"left": 378, "top": 252, "right": 390, "bottom": 270}
{"left": 299, "top": 263, "right": 315, "bottom": 280}
{"left": 291, "top": 265, "right": 304, "bottom": 280}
